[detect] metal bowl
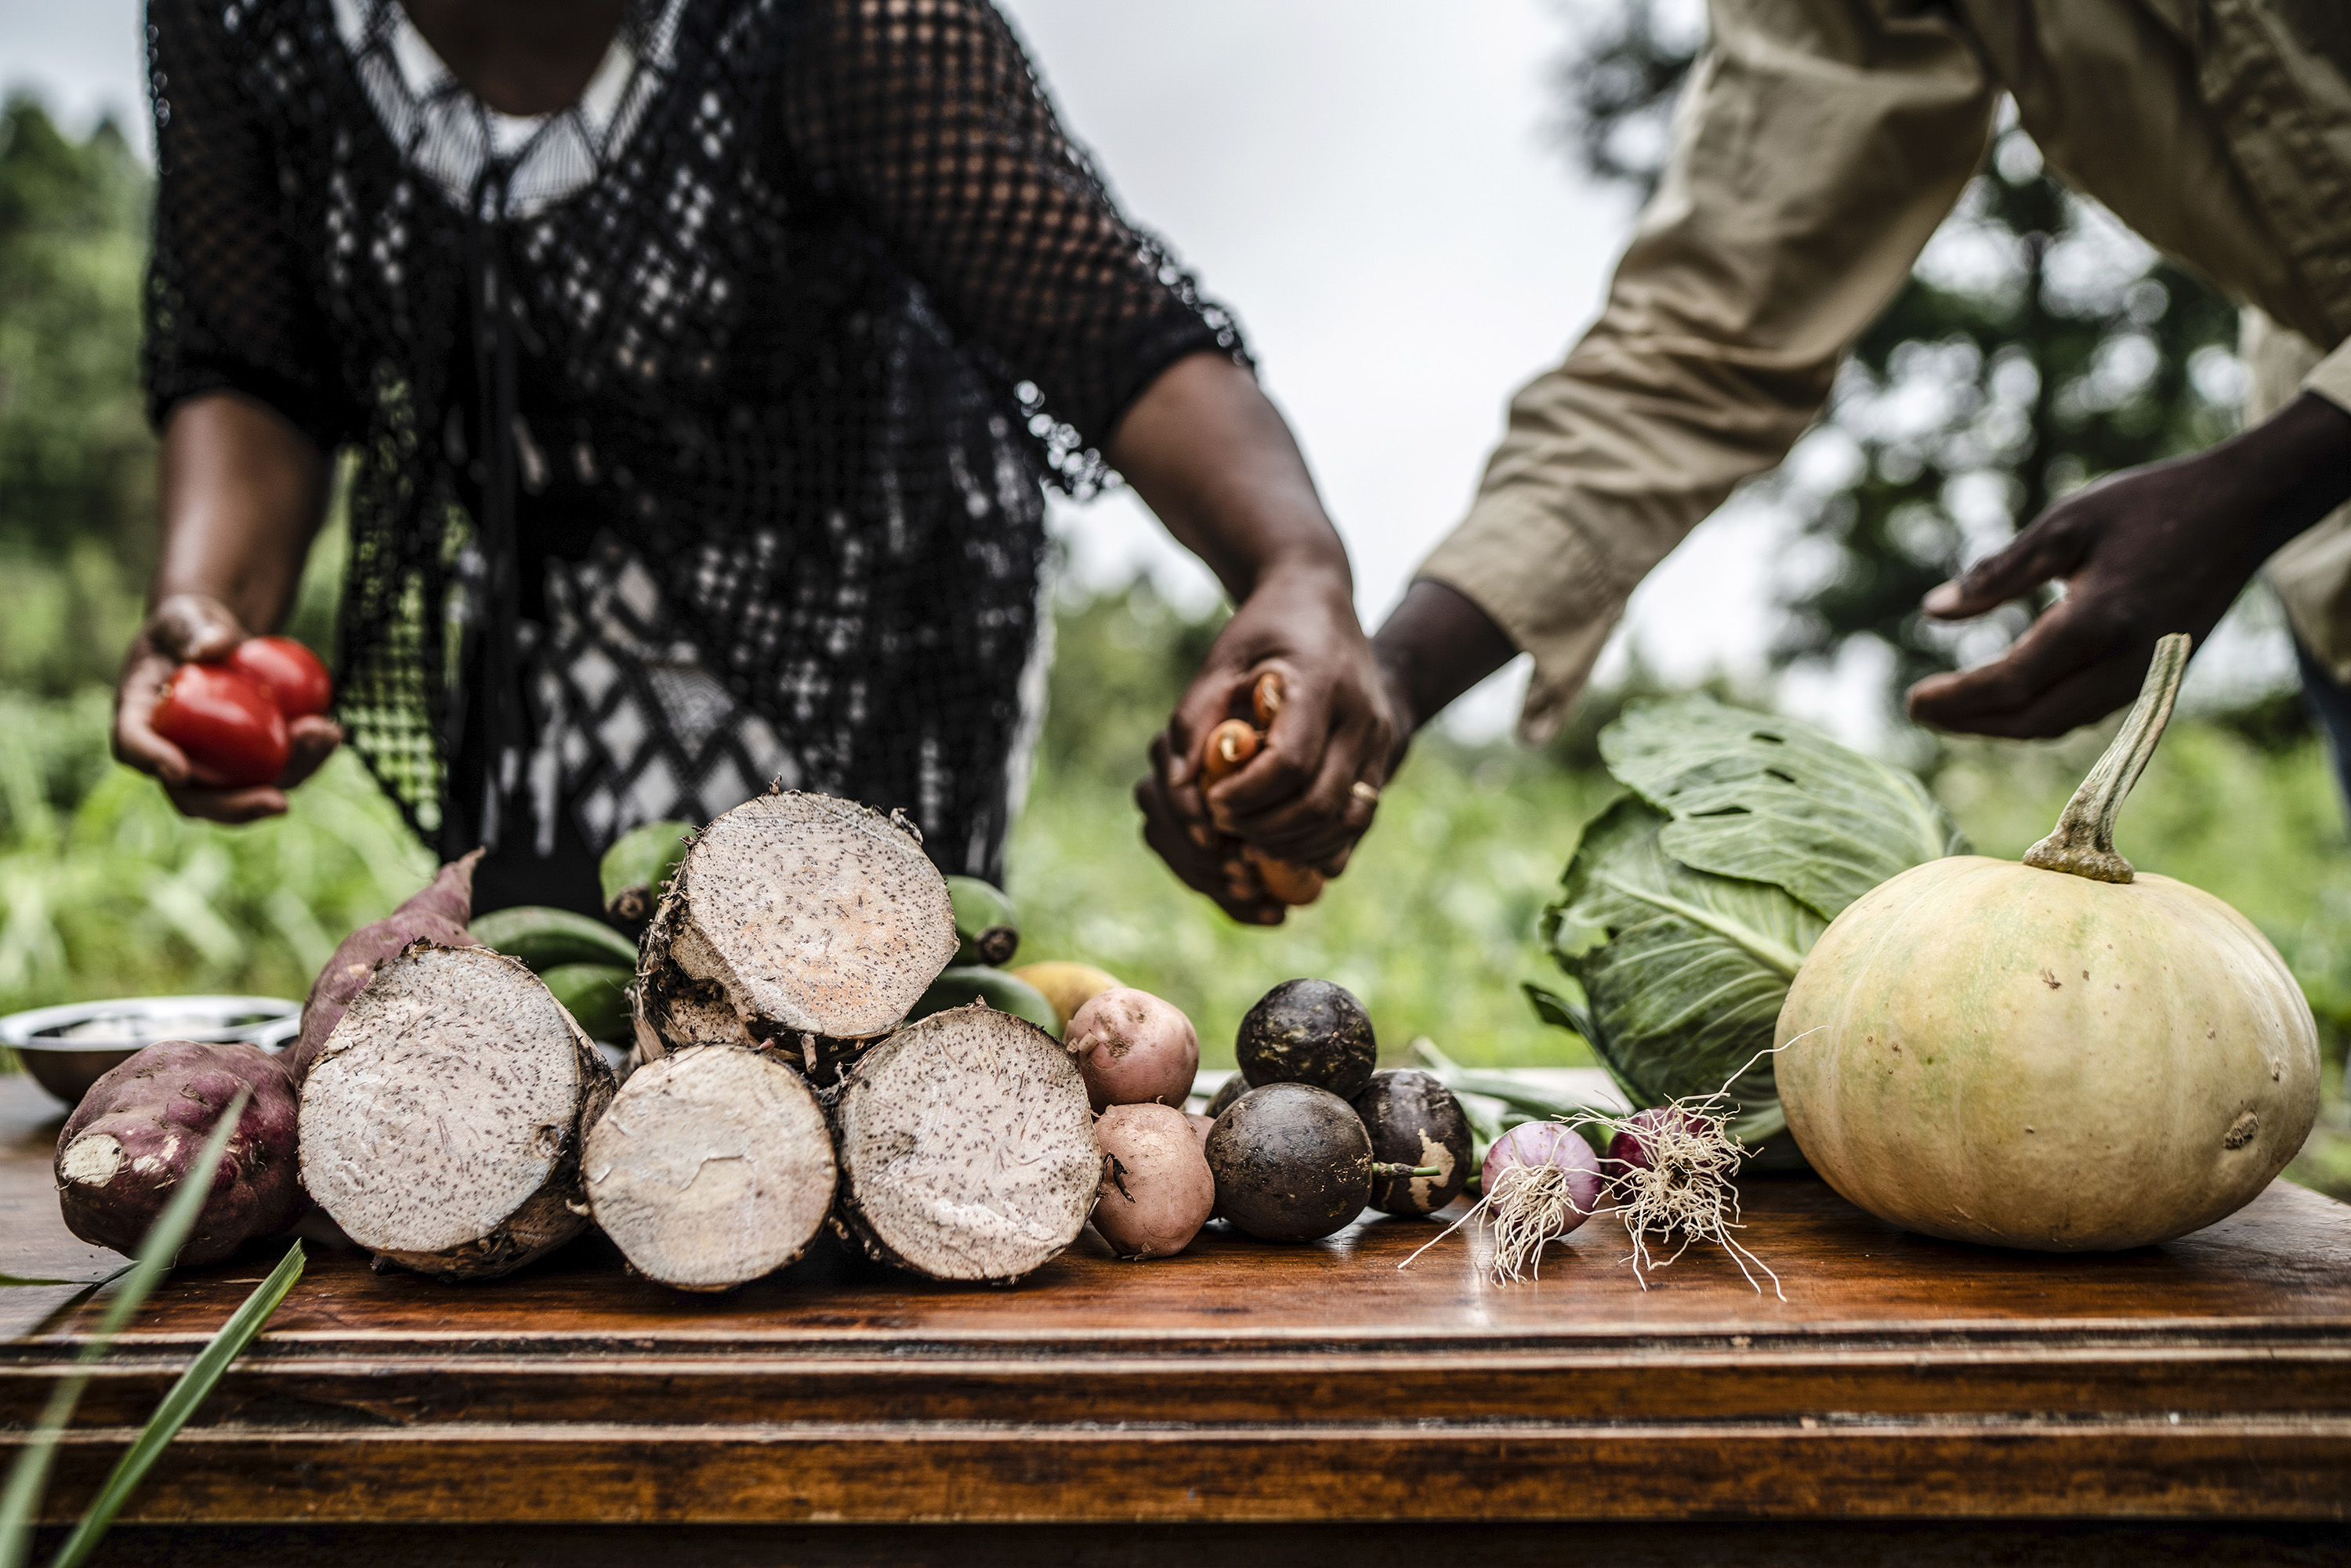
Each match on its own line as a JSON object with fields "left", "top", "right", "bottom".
{"left": 1, "top": 995, "right": 302, "bottom": 1108}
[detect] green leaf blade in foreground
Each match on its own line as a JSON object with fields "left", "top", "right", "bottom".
{"left": 0, "top": 1092, "right": 249, "bottom": 1568}
{"left": 1547, "top": 797, "right": 1824, "bottom": 1143}
{"left": 1602, "top": 694, "right": 1965, "bottom": 919}
{"left": 45, "top": 1241, "right": 306, "bottom": 1568}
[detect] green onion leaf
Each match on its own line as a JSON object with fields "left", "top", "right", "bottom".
{"left": 0, "top": 1269, "right": 130, "bottom": 1291}
{"left": 0, "top": 1089, "right": 249, "bottom": 1568}
{"left": 44, "top": 1240, "right": 305, "bottom": 1568}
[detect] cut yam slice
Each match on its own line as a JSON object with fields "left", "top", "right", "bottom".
{"left": 636, "top": 791, "right": 957, "bottom": 1053}
{"left": 584, "top": 1045, "right": 837, "bottom": 1291}
{"left": 829, "top": 1003, "right": 1099, "bottom": 1283}
{"left": 298, "top": 942, "right": 615, "bottom": 1280}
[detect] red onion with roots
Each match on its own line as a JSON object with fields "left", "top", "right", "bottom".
{"left": 1404, "top": 1120, "right": 1600, "bottom": 1285}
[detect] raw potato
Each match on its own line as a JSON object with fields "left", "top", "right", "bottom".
{"left": 1011, "top": 961, "right": 1121, "bottom": 1028}
{"left": 291, "top": 849, "right": 480, "bottom": 1081}
{"left": 1066, "top": 987, "right": 1200, "bottom": 1110}
{"left": 637, "top": 791, "right": 956, "bottom": 1052}
{"left": 56, "top": 1041, "right": 305, "bottom": 1264}
{"left": 1093, "top": 1103, "right": 1215, "bottom": 1259}
{"left": 1243, "top": 844, "right": 1324, "bottom": 907}
{"left": 829, "top": 1003, "right": 1099, "bottom": 1282}
{"left": 585, "top": 1045, "right": 836, "bottom": 1291}
{"left": 1186, "top": 1112, "right": 1216, "bottom": 1148}
{"left": 299, "top": 942, "right": 615, "bottom": 1280}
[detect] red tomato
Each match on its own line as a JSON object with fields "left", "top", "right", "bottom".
{"left": 226, "top": 636, "right": 333, "bottom": 719}
{"left": 153, "top": 664, "right": 292, "bottom": 788}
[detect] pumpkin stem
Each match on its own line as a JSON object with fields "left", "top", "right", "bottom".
{"left": 2021, "top": 633, "right": 2191, "bottom": 885}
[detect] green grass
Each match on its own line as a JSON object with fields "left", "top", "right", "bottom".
{"left": 0, "top": 710, "right": 434, "bottom": 1018}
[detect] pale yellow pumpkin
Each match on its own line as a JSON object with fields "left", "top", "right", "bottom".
{"left": 1775, "top": 636, "right": 2320, "bottom": 1251}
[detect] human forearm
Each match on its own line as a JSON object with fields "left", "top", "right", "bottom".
{"left": 114, "top": 393, "right": 338, "bottom": 822}
{"left": 1112, "top": 352, "right": 1394, "bottom": 920}
{"left": 1106, "top": 353, "right": 1350, "bottom": 599}
{"left": 151, "top": 393, "right": 332, "bottom": 628}
{"left": 1370, "top": 580, "right": 1519, "bottom": 759}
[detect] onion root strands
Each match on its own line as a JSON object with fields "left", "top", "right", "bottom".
{"left": 1568, "top": 1040, "right": 1810, "bottom": 1300}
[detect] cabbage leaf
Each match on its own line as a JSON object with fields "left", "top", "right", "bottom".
{"left": 1533, "top": 697, "right": 1964, "bottom": 1146}
{"left": 1602, "top": 695, "right": 1964, "bottom": 918}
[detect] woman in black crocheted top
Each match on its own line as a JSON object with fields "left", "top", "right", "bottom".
{"left": 114, "top": 0, "right": 1391, "bottom": 922}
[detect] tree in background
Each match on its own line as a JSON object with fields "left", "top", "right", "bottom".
{"left": 1551, "top": 2, "right": 2248, "bottom": 726}
{"left": 0, "top": 97, "right": 157, "bottom": 696}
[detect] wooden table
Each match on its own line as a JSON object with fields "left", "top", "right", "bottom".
{"left": 5, "top": 1072, "right": 2349, "bottom": 1566}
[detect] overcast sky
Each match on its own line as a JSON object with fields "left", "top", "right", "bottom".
{"left": 0, "top": 0, "right": 1849, "bottom": 739}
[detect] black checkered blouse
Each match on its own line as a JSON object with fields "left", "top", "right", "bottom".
{"left": 143, "top": 0, "right": 1244, "bottom": 881}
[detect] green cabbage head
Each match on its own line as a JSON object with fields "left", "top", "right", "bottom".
{"left": 1530, "top": 696, "right": 1965, "bottom": 1149}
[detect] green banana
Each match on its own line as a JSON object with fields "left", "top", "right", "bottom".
{"left": 470, "top": 906, "right": 640, "bottom": 970}
{"left": 600, "top": 819, "right": 695, "bottom": 923}
{"left": 908, "top": 965, "right": 1060, "bottom": 1037}
{"left": 946, "top": 875, "right": 1020, "bottom": 966}
{"left": 540, "top": 961, "right": 635, "bottom": 1043}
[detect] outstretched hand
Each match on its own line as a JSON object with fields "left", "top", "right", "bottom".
{"left": 1909, "top": 391, "right": 2351, "bottom": 738}
{"left": 1136, "top": 568, "right": 1394, "bottom": 925}
{"left": 113, "top": 592, "right": 343, "bottom": 824}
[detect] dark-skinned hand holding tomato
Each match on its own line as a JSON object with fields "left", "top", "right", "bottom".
{"left": 116, "top": 592, "right": 343, "bottom": 823}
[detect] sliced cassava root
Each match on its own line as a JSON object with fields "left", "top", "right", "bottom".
{"left": 637, "top": 791, "right": 957, "bottom": 1052}
{"left": 584, "top": 1045, "right": 836, "bottom": 1291}
{"left": 299, "top": 942, "right": 615, "bottom": 1280}
{"left": 828, "top": 1003, "right": 1099, "bottom": 1282}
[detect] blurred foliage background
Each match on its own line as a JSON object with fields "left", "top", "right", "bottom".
{"left": 0, "top": 75, "right": 2344, "bottom": 1196}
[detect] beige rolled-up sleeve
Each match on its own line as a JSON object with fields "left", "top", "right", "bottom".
{"left": 1418, "top": 0, "right": 1999, "bottom": 742}
{"left": 2307, "top": 337, "right": 2351, "bottom": 415}
{"left": 2250, "top": 310, "right": 2351, "bottom": 683}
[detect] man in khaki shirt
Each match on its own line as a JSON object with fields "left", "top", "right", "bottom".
{"left": 1145, "top": 0, "right": 2351, "bottom": 916}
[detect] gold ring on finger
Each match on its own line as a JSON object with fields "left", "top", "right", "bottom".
{"left": 1349, "top": 780, "right": 1382, "bottom": 806}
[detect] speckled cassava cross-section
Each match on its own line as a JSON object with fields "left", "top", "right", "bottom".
{"left": 583, "top": 1045, "right": 837, "bottom": 1292}
{"left": 636, "top": 791, "right": 958, "bottom": 1052}
{"left": 298, "top": 942, "right": 617, "bottom": 1281}
{"left": 829, "top": 1004, "right": 1099, "bottom": 1284}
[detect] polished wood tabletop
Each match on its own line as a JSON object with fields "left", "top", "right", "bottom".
{"left": 5, "top": 1070, "right": 2349, "bottom": 1535}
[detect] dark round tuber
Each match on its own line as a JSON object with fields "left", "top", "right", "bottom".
{"left": 1235, "top": 979, "right": 1375, "bottom": 1098}
{"left": 1202, "top": 1073, "right": 1248, "bottom": 1119}
{"left": 1351, "top": 1068, "right": 1471, "bottom": 1217}
{"left": 1204, "top": 1082, "right": 1373, "bottom": 1242}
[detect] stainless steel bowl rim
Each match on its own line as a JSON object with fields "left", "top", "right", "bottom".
{"left": 0, "top": 994, "right": 302, "bottom": 1052}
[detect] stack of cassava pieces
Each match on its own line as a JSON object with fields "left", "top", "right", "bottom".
{"left": 48, "top": 791, "right": 1475, "bottom": 1293}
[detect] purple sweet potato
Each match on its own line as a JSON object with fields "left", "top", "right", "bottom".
{"left": 56, "top": 1040, "right": 305, "bottom": 1264}
{"left": 289, "top": 849, "right": 481, "bottom": 1081}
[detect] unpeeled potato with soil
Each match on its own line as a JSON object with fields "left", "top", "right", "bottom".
{"left": 1066, "top": 987, "right": 1200, "bottom": 1111}
{"left": 1093, "top": 1103, "right": 1216, "bottom": 1259}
